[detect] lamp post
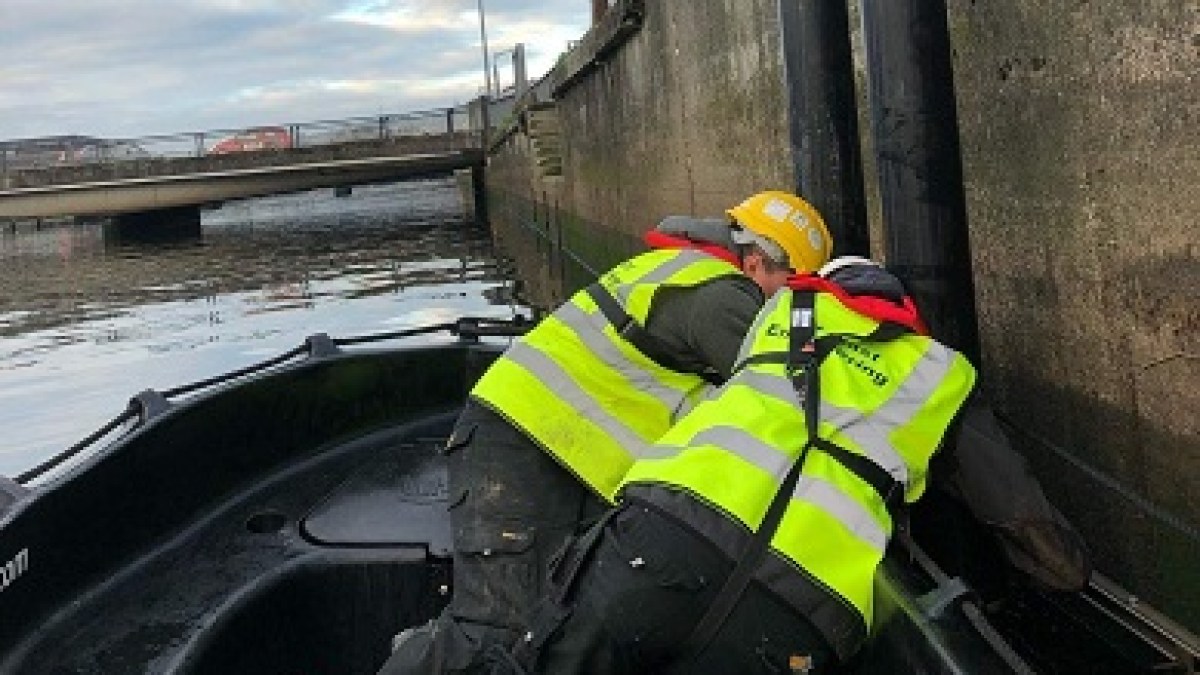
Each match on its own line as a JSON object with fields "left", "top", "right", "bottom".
{"left": 477, "top": 0, "right": 493, "bottom": 98}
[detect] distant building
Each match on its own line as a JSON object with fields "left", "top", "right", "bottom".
{"left": 0, "top": 135, "right": 146, "bottom": 169}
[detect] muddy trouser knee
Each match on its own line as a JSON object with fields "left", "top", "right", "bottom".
{"left": 381, "top": 401, "right": 606, "bottom": 674}
{"left": 499, "top": 503, "right": 716, "bottom": 674}
{"left": 499, "top": 503, "right": 838, "bottom": 675}
{"left": 496, "top": 507, "right": 617, "bottom": 674}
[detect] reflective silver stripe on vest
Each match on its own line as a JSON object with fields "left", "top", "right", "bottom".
{"left": 612, "top": 249, "right": 713, "bottom": 304}
{"left": 685, "top": 425, "right": 887, "bottom": 550}
{"left": 731, "top": 369, "right": 804, "bottom": 407}
{"left": 730, "top": 341, "right": 955, "bottom": 488}
{"left": 736, "top": 291, "right": 788, "bottom": 365}
{"left": 502, "top": 340, "right": 653, "bottom": 455}
{"left": 791, "top": 476, "right": 888, "bottom": 551}
{"left": 819, "top": 342, "right": 957, "bottom": 485}
{"left": 554, "top": 302, "right": 688, "bottom": 414}
{"left": 688, "top": 425, "right": 793, "bottom": 477}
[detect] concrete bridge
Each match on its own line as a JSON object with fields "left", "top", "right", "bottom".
{"left": 0, "top": 132, "right": 483, "bottom": 223}
{"left": 0, "top": 108, "right": 487, "bottom": 233}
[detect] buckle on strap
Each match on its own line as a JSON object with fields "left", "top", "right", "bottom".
{"left": 812, "top": 437, "right": 904, "bottom": 515}
{"left": 880, "top": 477, "right": 904, "bottom": 513}
{"left": 613, "top": 314, "right": 639, "bottom": 339}
{"left": 786, "top": 290, "right": 905, "bottom": 515}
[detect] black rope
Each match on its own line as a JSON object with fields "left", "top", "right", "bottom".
{"left": 508, "top": 201, "right": 600, "bottom": 279}
{"left": 333, "top": 322, "right": 459, "bottom": 347}
{"left": 16, "top": 405, "right": 138, "bottom": 484}
{"left": 162, "top": 345, "right": 308, "bottom": 398}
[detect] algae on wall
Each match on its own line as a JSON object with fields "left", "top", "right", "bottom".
{"left": 553, "top": 0, "right": 796, "bottom": 245}
{"left": 485, "top": 0, "right": 797, "bottom": 308}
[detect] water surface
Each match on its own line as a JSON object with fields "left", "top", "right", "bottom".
{"left": 0, "top": 178, "right": 519, "bottom": 476}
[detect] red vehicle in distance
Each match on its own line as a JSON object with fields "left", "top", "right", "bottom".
{"left": 209, "top": 127, "right": 292, "bottom": 154}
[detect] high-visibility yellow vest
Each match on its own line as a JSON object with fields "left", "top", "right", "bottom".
{"left": 619, "top": 288, "right": 977, "bottom": 660}
{"left": 472, "top": 248, "right": 742, "bottom": 503}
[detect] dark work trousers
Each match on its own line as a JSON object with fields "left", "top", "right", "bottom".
{"left": 379, "top": 400, "right": 608, "bottom": 674}
{"left": 530, "top": 501, "right": 837, "bottom": 674}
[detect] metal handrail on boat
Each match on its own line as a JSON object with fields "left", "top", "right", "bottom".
{"left": 993, "top": 412, "right": 1200, "bottom": 670}
{"left": 14, "top": 316, "right": 530, "bottom": 485}
{"left": 895, "top": 528, "right": 1037, "bottom": 674}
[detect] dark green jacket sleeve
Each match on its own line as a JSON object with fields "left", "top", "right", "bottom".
{"left": 643, "top": 275, "right": 765, "bottom": 382}
{"left": 932, "top": 398, "right": 1093, "bottom": 591}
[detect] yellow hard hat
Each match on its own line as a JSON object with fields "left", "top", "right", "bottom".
{"left": 726, "top": 191, "right": 833, "bottom": 273}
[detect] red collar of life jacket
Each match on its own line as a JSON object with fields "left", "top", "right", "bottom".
{"left": 643, "top": 230, "right": 743, "bottom": 268}
{"left": 787, "top": 274, "right": 929, "bottom": 336}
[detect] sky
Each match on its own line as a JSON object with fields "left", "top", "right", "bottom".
{"left": 0, "top": 0, "right": 589, "bottom": 141}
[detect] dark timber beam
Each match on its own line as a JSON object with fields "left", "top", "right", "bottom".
{"left": 861, "top": 0, "right": 982, "bottom": 363}
{"left": 778, "top": 0, "right": 871, "bottom": 258}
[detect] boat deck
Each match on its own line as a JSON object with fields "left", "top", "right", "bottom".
{"left": 10, "top": 416, "right": 457, "bottom": 675}
{"left": 2, "top": 337, "right": 1185, "bottom": 673}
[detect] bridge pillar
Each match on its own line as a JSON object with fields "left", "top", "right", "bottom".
{"left": 107, "top": 206, "right": 202, "bottom": 243}
{"left": 471, "top": 165, "right": 488, "bottom": 226}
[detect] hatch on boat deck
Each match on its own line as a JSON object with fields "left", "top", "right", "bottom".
{"left": 302, "top": 437, "right": 453, "bottom": 554}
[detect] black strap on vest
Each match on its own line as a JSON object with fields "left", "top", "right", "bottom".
{"left": 672, "top": 291, "right": 833, "bottom": 665}
{"left": 585, "top": 282, "right": 723, "bottom": 385}
{"left": 812, "top": 437, "right": 903, "bottom": 512}
{"left": 672, "top": 292, "right": 913, "bottom": 665}
{"left": 800, "top": 317, "right": 907, "bottom": 513}
{"left": 729, "top": 317, "right": 908, "bottom": 512}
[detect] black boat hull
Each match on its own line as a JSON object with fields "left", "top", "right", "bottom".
{"left": 0, "top": 337, "right": 1025, "bottom": 674}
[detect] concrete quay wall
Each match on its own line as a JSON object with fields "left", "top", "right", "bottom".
{"left": 486, "top": 0, "right": 795, "bottom": 307}
{"left": 946, "top": 0, "right": 1198, "bottom": 630}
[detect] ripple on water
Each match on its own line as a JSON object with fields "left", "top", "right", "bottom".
{"left": 0, "top": 178, "right": 522, "bottom": 476}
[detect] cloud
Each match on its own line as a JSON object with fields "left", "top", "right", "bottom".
{"left": 0, "top": 0, "right": 587, "bottom": 139}
{"left": 332, "top": 3, "right": 471, "bottom": 33}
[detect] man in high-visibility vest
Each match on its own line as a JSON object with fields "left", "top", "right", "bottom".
{"left": 380, "top": 191, "right": 835, "bottom": 674}
{"left": 501, "top": 257, "right": 978, "bottom": 674}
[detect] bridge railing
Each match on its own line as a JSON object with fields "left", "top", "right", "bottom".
{"left": 0, "top": 105, "right": 477, "bottom": 177}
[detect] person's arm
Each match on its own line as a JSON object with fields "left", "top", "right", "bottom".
{"left": 644, "top": 276, "right": 765, "bottom": 382}
{"left": 932, "top": 396, "right": 1093, "bottom": 591}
